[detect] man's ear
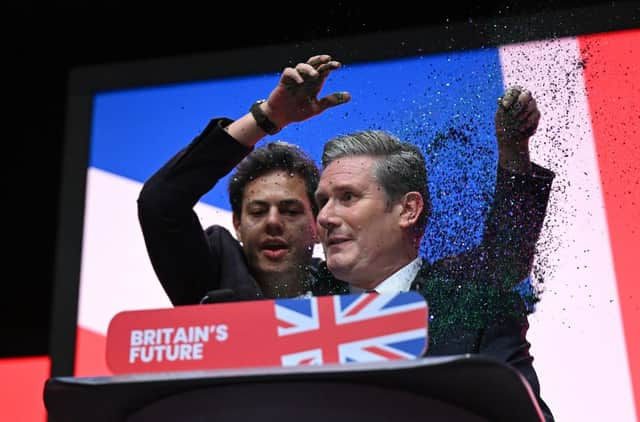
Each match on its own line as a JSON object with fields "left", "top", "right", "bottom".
{"left": 232, "top": 213, "right": 242, "bottom": 242}
{"left": 398, "top": 192, "right": 424, "bottom": 229}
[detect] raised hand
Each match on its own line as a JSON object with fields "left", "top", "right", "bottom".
{"left": 262, "top": 54, "right": 351, "bottom": 130}
{"left": 495, "top": 85, "right": 540, "bottom": 174}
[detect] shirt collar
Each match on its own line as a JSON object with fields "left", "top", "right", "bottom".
{"left": 351, "top": 257, "right": 423, "bottom": 294}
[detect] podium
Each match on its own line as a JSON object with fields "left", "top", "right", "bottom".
{"left": 44, "top": 354, "right": 545, "bottom": 422}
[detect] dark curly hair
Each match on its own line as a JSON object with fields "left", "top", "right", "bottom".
{"left": 228, "top": 141, "right": 320, "bottom": 218}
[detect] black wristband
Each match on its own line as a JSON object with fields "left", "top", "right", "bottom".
{"left": 250, "top": 99, "right": 280, "bottom": 135}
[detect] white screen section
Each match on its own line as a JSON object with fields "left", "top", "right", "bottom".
{"left": 77, "top": 167, "right": 236, "bottom": 334}
{"left": 499, "top": 37, "right": 635, "bottom": 422}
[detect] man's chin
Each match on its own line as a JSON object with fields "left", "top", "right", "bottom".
{"left": 258, "top": 262, "right": 287, "bottom": 274}
{"left": 326, "top": 259, "right": 353, "bottom": 282}
{"left": 258, "top": 259, "right": 300, "bottom": 276}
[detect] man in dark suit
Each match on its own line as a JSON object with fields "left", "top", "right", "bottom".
{"left": 138, "top": 54, "right": 350, "bottom": 304}
{"left": 138, "top": 53, "right": 554, "bottom": 420}
{"left": 313, "top": 125, "right": 554, "bottom": 421}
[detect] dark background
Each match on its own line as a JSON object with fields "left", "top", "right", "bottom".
{"left": 4, "top": 1, "right": 634, "bottom": 358}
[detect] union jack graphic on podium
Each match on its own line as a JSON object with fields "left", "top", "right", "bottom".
{"left": 275, "top": 292, "right": 429, "bottom": 366}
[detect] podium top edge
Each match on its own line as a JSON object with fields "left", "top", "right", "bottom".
{"left": 49, "top": 354, "right": 503, "bottom": 385}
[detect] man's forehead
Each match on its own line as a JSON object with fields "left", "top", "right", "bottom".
{"left": 244, "top": 197, "right": 308, "bottom": 207}
{"left": 319, "top": 156, "right": 376, "bottom": 185}
{"left": 243, "top": 172, "right": 310, "bottom": 202}
{"left": 323, "top": 155, "right": 376, "bottom": 170}
{"left": 247, "top": 171, "right": 307, "bottom": 186}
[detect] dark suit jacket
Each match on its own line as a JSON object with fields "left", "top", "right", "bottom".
{"left": 138, "top": 118, "right": 555, "bottom": 421}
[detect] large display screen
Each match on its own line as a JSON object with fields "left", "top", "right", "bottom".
{"left": 51, "top": 5, "right": 639, "bottom": 421}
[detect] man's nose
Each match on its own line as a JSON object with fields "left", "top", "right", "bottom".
{"left": 265, "top": 208, "right": 284, "bottom": 233}
{"left": 317, "top": 200, "right": 338, "bottom": 230}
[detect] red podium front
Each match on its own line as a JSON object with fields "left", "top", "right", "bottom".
{"left": 105, "top": 292, "right": 429, "bottom": 373}
{"left": 43, "top": 292, "right": 544, "bottom": 421}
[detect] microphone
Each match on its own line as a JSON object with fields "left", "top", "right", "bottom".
{"left": 199, "top": 288, "right": 235, "bottom": 304}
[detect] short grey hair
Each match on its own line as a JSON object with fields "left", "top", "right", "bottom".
{"left": 321, "top": 130, "right": 430, "bottom": 234}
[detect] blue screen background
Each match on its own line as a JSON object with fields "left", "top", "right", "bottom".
{"left": 89, "top": 48, "right": 505, "bottom": 263}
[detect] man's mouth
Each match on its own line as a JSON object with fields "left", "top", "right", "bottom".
{"left": 262, "top": 249, "right": 288, "bottom": 259}
{"left": 326, "top": 236, "right": 350, "bottom": 247}
{"left": 260, "top": 240, "right": 288, "bottom": 260}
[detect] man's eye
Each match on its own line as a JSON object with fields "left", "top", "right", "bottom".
{"left": 315, "top": 197, "right": 327, "bottom": 208}
{"left": 342, "top": 192, "right": 354, "bottom": 201}
{"left": 282, "top": 208, "right": 302, "bottom": 216}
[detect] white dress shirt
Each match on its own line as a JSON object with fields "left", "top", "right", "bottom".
{"left": 350, "top": 257, "right": 423, "bottom": 294}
